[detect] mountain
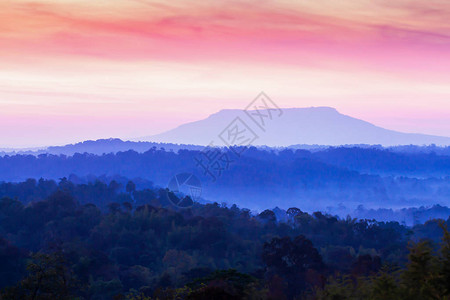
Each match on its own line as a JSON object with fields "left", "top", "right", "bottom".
{"left": 142, "top": 107, "right": 450, "bottom": 146}
{"left": 3, "top": 108, "right": 449, "bottom": 157}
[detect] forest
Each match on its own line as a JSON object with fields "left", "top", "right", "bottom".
{"left": 0, "top": 178, "right": 449, "bottom": 299}
{"left": 3, "top": 0, "right": 449, "bottom": 298}
{"left": 0, "top": 146, "right": 449, "bottom": 213}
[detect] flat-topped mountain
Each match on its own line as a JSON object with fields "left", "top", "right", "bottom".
{"left": 142, "top": 107, "right": 450, "bottom": 146}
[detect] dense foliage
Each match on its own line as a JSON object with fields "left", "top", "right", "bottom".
{"left": 0, "top": 179, "right": 449, "bottom": 299}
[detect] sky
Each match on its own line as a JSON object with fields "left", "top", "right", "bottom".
{"left": 0, "top": 0, "right": 449, "bottom": 147}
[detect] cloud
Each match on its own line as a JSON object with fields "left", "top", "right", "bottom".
{"left": 0, "top": 0, "right": 449, "bottom": 149}
{"left": 0, "top": 0, "right": 448, "bottom": 64}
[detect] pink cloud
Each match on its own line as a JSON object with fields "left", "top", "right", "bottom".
{"left": 1, "top": 0, "right": 448, "bottom": 72}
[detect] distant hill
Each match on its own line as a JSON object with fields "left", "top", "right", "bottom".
{"left": 0, "top": 139, "right": 202, "bottom": 156}
{"left": 141, "top": 107, "right": 450, "bottom": 146}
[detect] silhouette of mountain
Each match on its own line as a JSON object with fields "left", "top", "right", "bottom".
{"left": 141, "top": 107, "right": 450, "bottom": 146}
{"left": 2, "top": 108, "right": 449, "bottom": 157}
{"left": 0, "top": 139, "right": 202, "bottom": 156}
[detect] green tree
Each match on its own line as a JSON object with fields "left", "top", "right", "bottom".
{"left": 401, "top": 240, "right": 440, "bottom": 300}
{"left": 371, "top": 267, "right": 400, "bottom": 300}
{"left": 437, "top": 221, "right": 450, "bottom": 297}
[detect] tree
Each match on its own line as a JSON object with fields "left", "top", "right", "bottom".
{"left": 186, "top": 269, "right": 261, "bottom": 300}
{"left": 126, "top": 181, "right": 136, "bottom": 203}
{"left": 438, "top": 221, "right": 450, "bottom": 297}
{"left": 262, "top": 235, "right": 325, "bottom": 297}
{"left": 122, "top": 202, "right": 133, "bottom": 213}
{"left": 126, "top": 181, "right": 136, "bottom": 195}
{"left": 1, "top": 252, "right": 76, "bottom": 300}
{"left": 286, "top": 207, "right": 302, "bottom": 219}
{"left": 108, "top": 202, "right": 121, "bottom": 214}
{"left": 351, "top": 254, "right": 381, "bottom": 276}
{"left": 371, "top": 267, "right": 400, "bottom": 300}
{"left": 0, "top": 237, "right": 25, "bottom": 289}
{"left": 401, "top": 240, "right": 440, "bottom": 300}
{"left": 258, "top": 210, "right": 276, "bottom": 223}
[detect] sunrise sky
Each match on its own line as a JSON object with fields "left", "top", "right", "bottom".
{"left": 0, "top": 0, "right": 449, "bottom": 147}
